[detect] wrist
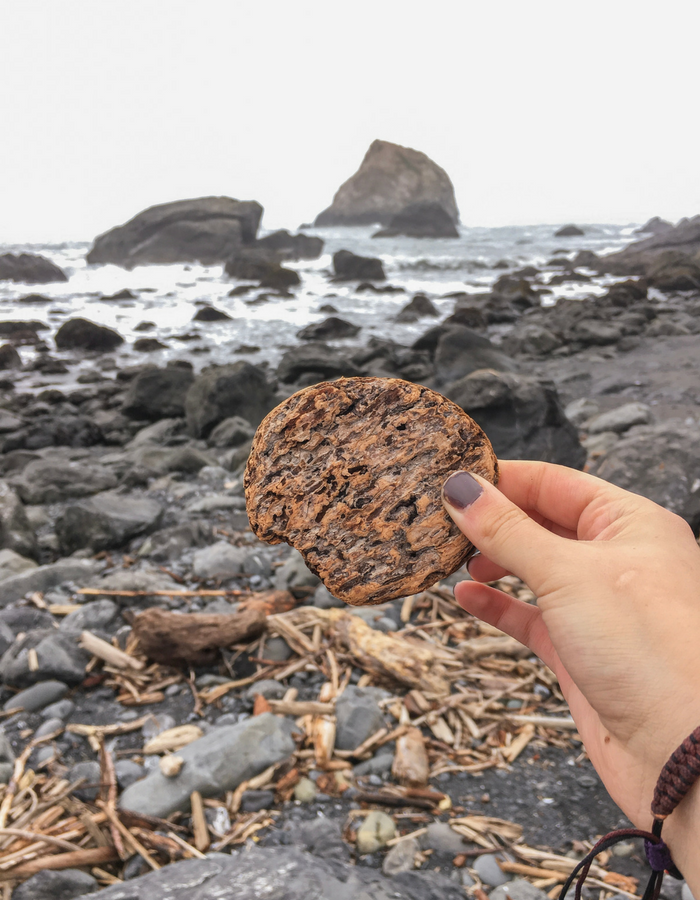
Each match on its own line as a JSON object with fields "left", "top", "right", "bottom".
{"left": 662, "top": 777, "right": 700, "bottom": 890}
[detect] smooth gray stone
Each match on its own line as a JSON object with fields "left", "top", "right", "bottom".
{"left": 59, "top": 599, "right": 118, "bottom": 632}
{"left": 34, "top": 717, "right": 64, "bottom": 738}
{"left": 68, "top": 760, "right": 102, "bottom": 802}
{"left": 0, "top": 558, "right": 102, "bottom": 607}
{"left": 115, "top": 759, "right": 146, "bottom": 790}
{"left": 311, "top": 585, "right": 345, "bottom": 609}
{"left": 353, "top": 751, "right": 394, "bottom": 777}
{"left": 274, "top": 549, "right": 320, "bottom": 593}
{"left": 11, "top": 458, "right": 117, "bottom": 505}
{"left": 186, "top": 494, "right": 244, "bottom": 514}
{"left": 118, "top": 713, "right": 295, "bottom": 818}
{"left": 473, "top": 852, "right": 510, "bottom": 887}
{"left": 142, "top": 713, "right": 177, "bottom": 741}
{"left": 0, "top": 630, "right": 89, "bottom": 687}
{"left": 490, "top": 880, "right": 550, "bottom": 900}
{"left": 192, "top": 541, "right": 247, "bottom": 579}
{"left": 0, "top": 548, "right": 37, "bottom": 579}
{"left": 422, "top": 821, "right": 469, "bottom": 855}
{"left": 335, "top": 685, "right": 385, "bottom": 751}
{"left": 41, "top": 698, "right": 75, "bottom": 720}
{"left": 382, "top": 837, "right": 418, "bottom": 875}
{"left": 264, "top": 636, "right": 292, "bottom": 661}
{"left": 12, "top": 868, "right": 98, "bottom": 900}
{"left": 586, "top": 402, "right": 651, "bottom": 435}
{"left": 244, "top": 679, "right": 286, "bottom": 702}
{"left": 3, "top": 680, "right": 68, "bottom": 712}
{"left": 56, "top": 492, "right": 163, "bottom": 553}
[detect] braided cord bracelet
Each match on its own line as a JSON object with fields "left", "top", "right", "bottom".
{"left": 558, "top": 725, "right": 700, "bottom": 900}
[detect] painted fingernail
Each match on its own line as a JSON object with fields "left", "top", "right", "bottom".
{"left": 443, "top": 471, "right": 483, "bottom": 510}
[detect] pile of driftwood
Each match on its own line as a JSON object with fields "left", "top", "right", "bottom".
{"left": 0, "top": 578, "right": 642, "bottom": 896}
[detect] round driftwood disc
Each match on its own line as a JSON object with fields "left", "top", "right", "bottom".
{"left": 244, "top": 377, "right": 498, "bottom": 606}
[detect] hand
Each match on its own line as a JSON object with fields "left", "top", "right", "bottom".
{"left": 442, "top": 460, "right": 700, "bottom": 882}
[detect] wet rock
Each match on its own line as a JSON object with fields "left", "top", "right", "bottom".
{"left": 335, "top": 685, "right": 385, "bottom": 751}
{"left": 133, "top": 337, "right": 168, "bottom": 352}
{"left": 11, "top": 869, "right": 97, "bottom": 900}
{"left": 122, "top": 366, "right": 195, "bottom": 420}
{"left": 0, "top": 481, "right": 36, "bottom": 559}
{"left": 11, "top": 458, "right": 118, "bottom": 504}
{"left": 276, "top": 342, "right": 362, "bottom": 384}
{"left": 193, "top": 305, "right": 232, "bottom": 322}
{"left": 0, "top": 344, "right": 21, "bottom": 369}
{"left": 353, "top": 750, "right": 395, "bottom": 777}
{"left": 433, "top": 326, "right": 516, "bottom": 386}
{"left": 59, "top": 599, "right": 118, "bottom": 632}
{"left": 207, "top": 415, "right": 254, "bottom": 448}
{"left": 0, "top": 620, "right": 14, "bottom": 658}
{"left": 374, "top": 201, "right": 459, "bottom": 238}
{"left": 0, "top": 252, "right": 67, "bottom": 284}
{"left": 55, "top": 318, "right": 124, "bottom": 352}
{"left": 0, "top": 629, "right": 90, "bottom": 687}
{"left": 3, "top": 680, "right": 68, "bottom": 712}
{"left": 274, "top": 549, "right": 320, "bottom": 595}
{"left": 395, "top": 293, "right": 439, "bottom": 323}
{"left": 224, "top": 247, "right": 301, "bottom": 289}
{"left": 473, "top": 852, "right": 510, "bottom": 886}
{"left": 589, "top": 422, "right": 700, "bottom": 529}
{"left": 315, "top": 139, "right": 459, "bottom": 227}
{"left": 0, "top": 411, "right": 23, "bottom": 435}
{"left": 601, "top": 216, "right": 700, "bottom": 275}
{"left": 0, "top": 558, "right": 102, "bottom": 607}
{"left": 34, "top": 717, "right": 64, "bottom": 738}
{"left": 490, "top": 879, "right": 550, "bottom": 900}
{"left": 332, "top": 249, "right": 385, "bottom": 281}
{"left": 554, "top": 225, "right": 584, "bottom": 237}
{"left": 3, "top": 414, "right": 104, "bottom": 453}
{"left": 264, "top": 636, "right": 293, "bottom": 661}
{"left": 192, "top": 541, "right": 247, "bottom": 579}
{"left": 256, "top": 229, "right": 324, "bottom": 260}
{"left": 297, "top": 316, "right": 361, "bottom": 341}
{"left": 504, "top": 323, "right": 562, "bottom": 356}
{"left": 445, "top": 369, "right": 586, "bottom": 468}
{"left": 586, "top": 402, "right": 651, "bottom": 434}
{"left": 383, "top": 836, "right": 419, "bottom": 875}
{"left": 118, "top": 712, "right": 295, "bottom": 817}
{"left": 648, "top": 253, "right": 700, "bottom": 292}
{"left": 132, "top": 444, "right": 214, "bottom": 475}
{"left": 68, "top": 760, "right": 102, "bottom": 801}
{"left": 356, "top": 810, "right": 396, "bottom": 853}
{"left": 185, "top": 362, "right": 276, "bottom": 437}
{"left": 56, "top": 493, "right": 163, "bottom": 553}
{"left": 87, "top": 197, "right": 263, "bottom": 267}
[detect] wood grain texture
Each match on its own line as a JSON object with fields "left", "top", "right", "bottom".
{"left": 245, "top": 377, "right": 498, "bottom": 605}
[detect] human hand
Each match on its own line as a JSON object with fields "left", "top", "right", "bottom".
{"left": 442, "top": 460, "right": 700, "bottom": 881}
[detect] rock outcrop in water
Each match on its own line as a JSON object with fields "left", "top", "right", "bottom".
{"left": 373, "top": 202, "right": 459, "bottom": 239}
{"left": 314, "top": 140, "right": 459, "bottom": 227}
{"left": 600, "top": 214, "right": 700, "bottom": 280}
{"left": 0, "top": 253, "right": 67, "bottom": 284}
{"left": 87, "top": 197, "right": 263, "bottom": 268}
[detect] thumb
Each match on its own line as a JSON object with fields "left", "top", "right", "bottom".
{"left": 442, "top": 470, "right": 565, "bottom": 593}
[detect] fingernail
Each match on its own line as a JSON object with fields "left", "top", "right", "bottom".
{"left": 443, "top": 471, "right": 483, "bottom": 510}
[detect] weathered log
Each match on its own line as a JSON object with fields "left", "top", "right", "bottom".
{"left": 132, "top": 607, "right": 266, "bottom": 665}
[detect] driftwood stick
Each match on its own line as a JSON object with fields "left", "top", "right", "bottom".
{"left": 80, "top": 631, "right": 145, "bottom": 671}
{"left": 0, "top": 846, "right": 119, "bottom": 880}
{"left": 266, "top": 700, "right": 334, "bottom": 717}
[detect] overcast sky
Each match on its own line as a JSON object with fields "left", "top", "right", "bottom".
{"left": 1, "top": 0, "right": 698, "bottom": 243}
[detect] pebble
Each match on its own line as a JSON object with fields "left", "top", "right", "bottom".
{"left": 293, "top": 777, "right": 317, "bottom": 803}
{"left": 356, "top": 810, "right": 396, "bottom": 854}
{"left": 353, "top": 751, "right": 395, "bottom": 778}
{"left": 489, "top": 879, "right": 549, "bottom": 900}
{"left": 192, "top": 541, "right": 247, "bottom": 579}
{"left": 335, "top": 685, "right": 385, "bottom": 751}
{"left": 33, "top": 717, "right": 64, "bottom": 738}
{"left": 115, "top": 759, "right": 146, "bottom": 790}
{"left": 473, "top": 852, "right": 510, "bottom": 887}
{"left": 422, "top": 821, "right": 468, "bottom": 855}
{"left": 382, "top": 837, "right": 418, "bottom": 875}
{"left": 244, "top": 679, "right": 285, "bottom": 702}
{"left": 68, "top": 760, "right": 102, "bottom": 802}
{"left": 10, "top": 869, "right": 98, "bottom": 900}
{"left": 240, "top": 789, "right": 275, "bottom": 812}
{"left": 3, "top": 680, "right": 68, "bottom": 713}
{"left": 40, "top": 698, "right": 75, "bottom": 720}
{"left": 142, "top": 713, "right": 177, "bottom": 741}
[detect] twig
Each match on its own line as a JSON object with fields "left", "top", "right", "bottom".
{"left": 80, "top": 631, "right": 145, "bottom": 671}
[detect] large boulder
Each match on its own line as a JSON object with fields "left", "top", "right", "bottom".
{"left": 256, "top": 230, "right": 324, "bottom": 260}
{"left": 55, "top": 318, "right": 124, "bottom": 352}
{"left": 373, "top": 201, "right": 459, "bottom": 238}
{"left": 121, "top": 365, "right": 195, "bottom": 420}
{"left": 0, "top": 559, "right": 103, "bottom": 607}
{"left": 445, "top": 369, "right": 586, "bottom": 468}
{"left": 433, "top": 326, "right": 517, "bottom": 386}
{"left": 224, "top": 246, "right": 301, "bottom": 289}
{"left": 10, "top": 458, "right": 118, "bottom": 505}
{"left": 56, "top": 492, "right": 163, "bottom": 553}
{"left": 185, "top": 362, "right": 276, "bottom": 438}
{"left": 634, "top": 216, "right": 673, "bottom": 235}
{"left": 276, "top": 342, "right": 362, "bottom": 384}
{"left": 0, "top": 253, "right": 67, "bottom": 284}
{"left": 601, "top": 215, "right": 700, "bottom": 275}
{"left": 119, "top": 713, "right": 295, "bottom": 817}
{"left": 87, "top": 197, "right": 263, "bottom": 267}
{"left": 314, "top": 139, "right": 459, "bottom": 227}
{"left": 333, "top": 249, "right": 385, "bottom": 281}
{"left": 589, "top": 422, "right": 700, "bottom": 530}
{"left": 297, "top": 316, "right": 360, "bottom": 341}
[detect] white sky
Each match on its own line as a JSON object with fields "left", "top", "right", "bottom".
{"left": 1, "top": 0, "right": 698, "bottom": 243}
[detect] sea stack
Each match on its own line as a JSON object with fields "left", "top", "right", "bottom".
{"left": 314, "top": 140, "right": 459, "bottom": 228}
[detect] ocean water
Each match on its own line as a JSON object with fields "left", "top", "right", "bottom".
{"left": 0, "top": 223, "right": 641, "bottom": 389}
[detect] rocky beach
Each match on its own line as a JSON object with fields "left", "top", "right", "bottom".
{"left": 0, "top": 141, "right": 699, "bottom": 900}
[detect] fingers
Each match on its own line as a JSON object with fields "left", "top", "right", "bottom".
{"left": 454, "top": 580, "right": 563, "bottom": 678}
{"left": 467, "top": 554, "right": 512, "bottom": 583}
{"left": 443, "top": 470, "right": 567, "bottom": 593}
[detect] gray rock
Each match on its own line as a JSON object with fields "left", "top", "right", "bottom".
{"left": 34, "top": 716, "right": 65, "bottom": 738}
{"left": 434, "top": 326, "right": 516, "bottom": 386}
{"left": 185, "top": 362, "right": 276, "bottom": 438}
{"left": 118, "top": 713, "right": 295, "bottom": 817}
{"left": 207, "top": 416, "right": 254, "bottom": 449}
{"left": 142, "top": 713, "right": 177, "bottom": 741}
{"left": 353, "top": 750, "right": 395, "bottom": 777}
{"left": 586, "top": 402, "right": 652, "bottom": 434}
{"left": 0, "top": 558, "right": 102, "bottom": 607}
{"left": 240, "top": 789, "right": 274, "bottom": 812}
{"left": 12, "top": 869, "right": 97, "bottom": 900}
{"left": 127, "top": 417, "right": 187, "bottom": 448}
{"left": 297, "top": 316, "right": 361, "bottom": 341}
{"left": 274, "top": 550, "right": 320, "bottom": 594}
{"left": 68, "top": 760, "right": 102, "bottom": 801}
{"left": 0, "top": 729, "right": 15, "bottom": 782}
{"left": 55, "top": 318, "right": 123, "bottom": 352}
{"left": 122, "top": 366, "right": 195, "bottom": 421}
{"left": 473, "top": 852, "right": 510, "bottom": 887}
{"left": 335, "top": 685, "right": 385, "bottom": 751}
{"left": 0, "top": 630, "right": 90, "bottom": 687}
{"left": 11, "top": 458, "right": 117, "bottom": 505}
{"left": 56, "top": 492, "right": 163, "bottom": 553}
{"left": 264, "top": 637, "right": 292, "bottom": 661}
{"left": 422, "top": 821, "right": 467, "bottom": 855}
{"left": 383, "top": 837, "right": 419, "bottom": 875}
{"left": 445, "top": 368, "right": 586, "bottom": 469}
{"left": 312, "top": 584, "right": 345, "bottom": 609}
{"left": 244, "top": 679, "right": 285, "bottom": 702}
{"left": 333, "top": 249, "right": 385, "bottom": 282}
{"left": 0, "top": 549, "right": 36, "bottom": 581}
{"left": 564, "top": 398, "right": 600, "bottom": 426}
{"left": 0, "top": 480, "right": 36, "bottom": 559}
{"left": 0, "top": 619, "right": 13, "bottom": 658}
{"left": 490, "top": 879, "right": 550, "bottom": 900}
{"left": 115, "top": 759, "right": 146, "bottom": 789}
{"left": 192, "top": 541, "right": 247, "bottom": 579}
{"left": 137, "top": 522, "right": 211, "bottom": 562}
{"left": 356, "top": 810, "right": 396, "bottom": 853}
{"left": 41, "top": 698, "right": 75, "bottom": 720}
{"left": 3, "top": 680, "right": 68, "bottom": 712}
{"left": 581, "top": 431, "right": 620, "bottom": 458}
{"left": 89, "top": 567, "right": 179, "bottom": 603}
{"left": 275, "top": 342, "right": 362, "bottom": 385}
{"left": 589, "top": 422, "right": 700, "bottom": 528}
{"left": 59, "top": 599, "right": 118, "bottom": 632}
{"left": 573, "top": 319, "right": 623, "bottom": 345}
{"left": 682, "top": 884, "right": 695, "bottom": 900}
{"left": 186, "top": 494, "right": 244, "bottom": 514}
{"left": 131, "top": 444, "right": 216, "bottom": 476}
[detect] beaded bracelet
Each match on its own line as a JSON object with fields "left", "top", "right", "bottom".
{"left": 558, "top": 726, "right": 700, "bottom": 900}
